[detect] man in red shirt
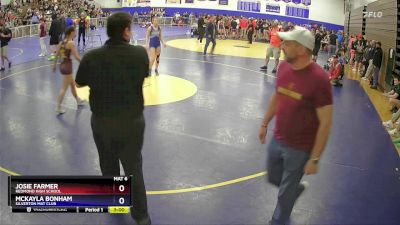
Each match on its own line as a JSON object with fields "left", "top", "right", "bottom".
{"left": 258, "top": 26, "right": 333, "bottom": 225}
{"left": 38, "top": 17, "right": 48, "bottom": 57}
{"left": 239, "top": 17, "right": 248, "bottom": 39}
{"left": 260, "top": 20, "right": 281, "bottom": 73}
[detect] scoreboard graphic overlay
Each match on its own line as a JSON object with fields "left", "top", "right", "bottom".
{"left": 8, "top": 176, "right": 132, "bottom": 214}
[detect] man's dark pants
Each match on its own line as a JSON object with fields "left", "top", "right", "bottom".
{"left": 91, "top": 113, "right": 149, "bottom": 218}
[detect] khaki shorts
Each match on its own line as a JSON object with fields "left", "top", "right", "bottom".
{"left": 1, "top": 46, "right": 8, "bottom": 56}
{"left": 266, "top": 46, "right": 281, "bottom": 60}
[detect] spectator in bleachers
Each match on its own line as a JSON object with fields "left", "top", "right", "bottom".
{"left": 383, "top": 104, "right": 400, "bottom": 137}
{"left": 31, "top": 12, "right": 39, "bottom": 24}
{"left": 382, "top": 74, "right": 400, "bottom": 112}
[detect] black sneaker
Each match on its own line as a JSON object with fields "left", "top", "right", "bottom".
{"left": 260, "top": 65, "right": 268, "bottom": 70}
{"left": 333, "top": 82, "right": 343, "bottom": 87}
{"left": 155, "top": 69, "right": 159, "bottom": 76}
{"left": 272, "top": 68, "right": 277, "bottom": 73}
{"left": 0, "top": 67, "right": 5, "bottom": 71}
{"left": 131, "top": 211, "right": 151, "bottom": 225}
{"left": 135, "top": 217, "right": 151, "bottom": 225}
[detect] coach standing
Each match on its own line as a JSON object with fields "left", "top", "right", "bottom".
{"left": 75, "top": 12, "right": 151, "bottom": 225}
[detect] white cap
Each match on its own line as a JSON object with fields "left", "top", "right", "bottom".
{"left": 277, "top": 26, "right": 315, "bottom": 51}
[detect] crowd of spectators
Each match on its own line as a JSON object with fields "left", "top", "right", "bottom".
{"left": 0, "top": 0, "right": 108, "bottom": 28}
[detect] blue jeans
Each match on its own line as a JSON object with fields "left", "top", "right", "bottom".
{"left": 267, "top": 137, "right": 310, "bottom": 225}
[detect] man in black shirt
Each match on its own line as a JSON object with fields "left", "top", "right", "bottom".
{"left": 197, "top": 15, "right": 205, "bottom": 43}
{"left": 75, "top": 12, "right": 151, "bottom": 225}
{"left": 48, "top": 13, "right": 62, "bottom": 61}
{"left": 328, "top": 30, "right": 338, "bottom": 57}
{"left": 59, "top": 13, "right": 66, "bottom": 40}
{"left": 203, "top": 16, "right": 217, "bottom": 55}
{"left": 371, "top": 41, "right": 383, "bottom": 89}
{"left": 361, "top": 40, "right": 376, "bottom": 79}
{"left": 312, "top": 29, "right": 323, "bottom": 61}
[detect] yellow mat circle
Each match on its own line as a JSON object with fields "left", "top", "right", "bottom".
{"left": 76, "top": 74, "right": 197, "bottom": 106}
{"left": 166, "top": 38, "right": 285, "bottom": 60}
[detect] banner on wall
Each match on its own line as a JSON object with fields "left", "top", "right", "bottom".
{"left": 137, "top": 0, "right": 151, "bottom": 5}
{"left": 285, "top": 5, "right": 309, "bottom": 18}
{"left": 302, "top": 0, "right": 311, "bottom": 6}
{"left": 271, "top": 0, "right": 311, "bottom": 6}
{"left": 152, "top": 7, "right": 166, "bottom": 13}
{"left": 237, "top": 0, "right": 261, "bottom": 12}
{"left": 123, "top": 0, "right": 150, "bottom": 7}
{"left": 266, "top": 4, "right": 280, "bottom": 13}
{"left": 166, "top": 0, "right": 181, "bottom": 3}
{"left": 219, "top": 0, "right": 228, "bottom": 5}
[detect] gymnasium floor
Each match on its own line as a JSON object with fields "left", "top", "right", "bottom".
{"left": 0, "top": 25, "right": 399, "bottom": 225}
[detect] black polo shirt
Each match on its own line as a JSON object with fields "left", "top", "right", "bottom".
{"left": 75, "top": 39, "right": 149, "bottom": 117}
{"left": 0, "top": 27, "right": 12, "bottom": 47}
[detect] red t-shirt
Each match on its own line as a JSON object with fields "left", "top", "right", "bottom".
{"left": 239, "top": 19, "right": 248, "bottom": 28}
{"left": 274, "top": 61, "right": 333, "bottom": 152}
{"left": 329, "top": 62, "right": 342, "bottom": 80}
{"left": 40, "top": 23, "right": 46, "bottom": 37}
{"left": 269, "top": 27, "right": 281, "bottom": 48}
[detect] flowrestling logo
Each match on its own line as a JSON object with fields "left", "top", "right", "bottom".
{"left": 363, "top": 11, "right": 383, "bottom": 18}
